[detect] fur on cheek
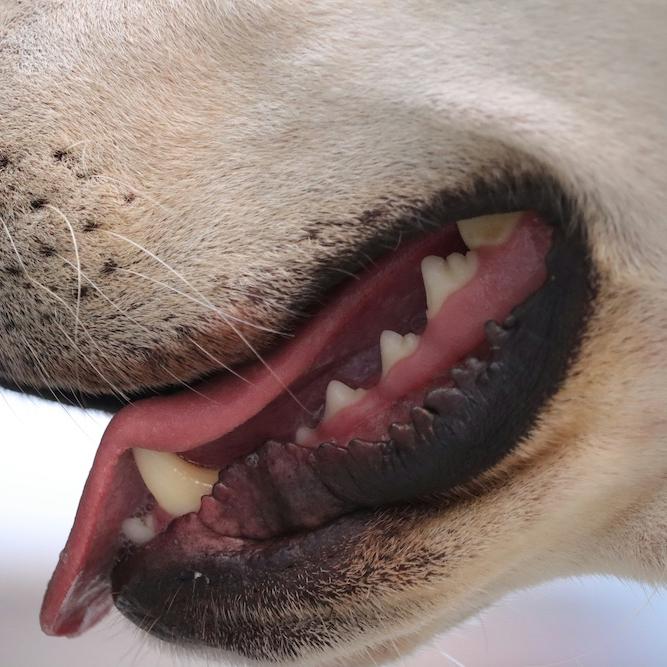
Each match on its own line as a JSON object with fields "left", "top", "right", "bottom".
{"left": 1, "top": 1, "right": 666, "bottom": 661}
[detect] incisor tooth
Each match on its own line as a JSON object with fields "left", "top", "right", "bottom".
{"left": 380, "top": 330, "right": 420, "bottom": 376}
{"left": 421, "top": 251, "right": 478, "bottom": 318}
{"left": 121, "top": 514, "right": 157, "bottom": 546}
{"left": 133, "top": 448, "right": 219, "bottom": 517}
{"left": 323, "top": 380, "right": 366, "bottom": 421}
{"left": 456, "top": 212, "right": 522, "bottom": 249}
{"left": 295, "top": 425, "right": 315, "bottom": 445}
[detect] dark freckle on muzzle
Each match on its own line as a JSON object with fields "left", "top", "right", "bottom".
{"left": 29, "top": 197, "right": 48, "bottom": 211}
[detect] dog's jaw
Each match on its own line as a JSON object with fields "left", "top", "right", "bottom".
{"left": 1, "top": 0, "right": 666, "bottom": 663}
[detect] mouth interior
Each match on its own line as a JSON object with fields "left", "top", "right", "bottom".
{"left": 183, "top": 211, "right": 547, "bottom": 471}
{"left": 41, "top": 208, "right": 557, "bottom": 638}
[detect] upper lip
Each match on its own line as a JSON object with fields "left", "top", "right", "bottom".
{"left": 39, "top": 174, "right": 595, "bottom": 649}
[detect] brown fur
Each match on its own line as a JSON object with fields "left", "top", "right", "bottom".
{"left": 1, "top": 1, "right": 666, "bottom": 665}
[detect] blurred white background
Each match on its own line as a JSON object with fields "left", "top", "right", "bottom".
{"left": 1, "top": 389, "right": 666, "bottom": 667}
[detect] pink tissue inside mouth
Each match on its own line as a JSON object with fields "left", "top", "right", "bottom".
{"left": 40, "top": 212, "right": 551, "bottom": 638}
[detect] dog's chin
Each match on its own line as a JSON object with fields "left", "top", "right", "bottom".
{"left": 38, "top": 175, "right": 595, "bottom": 662}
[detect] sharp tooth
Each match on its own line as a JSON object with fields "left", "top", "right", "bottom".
{"left": 295, "top": 425, "right": 315, "bottom": 445}
{"left": 121, "top": 514, "right": 157, "bottom": 546}
{"left": 456, "top": 212, "right": 522, "bottom": 249}
{"left": 323, "top": 380, "right": 366, "bottom": 421}
{"left": 133, "top": 448, "right": 219, "bottom": 517}
{"left": 421, "top": 251, "right": 478, "bottom": 318}
{"left": 380, "top": 330, "right": 420, "bottom": 376}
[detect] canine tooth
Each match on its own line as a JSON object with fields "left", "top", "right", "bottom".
{"left": 323, "top": 380, "right": 366, "bottom": 421}
{"left": 456, "top": 212, "right": 522, "bottom": 249}
{"left": 133, "top": 448, "right": 219, "bottom": 517}
{"left": 380, "top": 330, "right": 420, "bottom": 376}
{"left": 295, "top": 425, "right": 315, "bottom": 445}
{"left": 421, "top": 251, "right": 478, "bottom": 318}
{"left": 121, "top": 514, "right": 156, "bottom": 546}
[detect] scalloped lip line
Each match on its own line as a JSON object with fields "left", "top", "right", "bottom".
{"left": 40, "top": 211, "right": 551, "bottom": 638}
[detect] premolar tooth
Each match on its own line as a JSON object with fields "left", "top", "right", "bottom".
{"left": 133, "top": 448, "right": 219, "bottom": 517}
{"left": 456, "top": 212, "right": 522, "bottom": 249}
{"left": 380, "top": 330, "right": 420, "bottom": 376}
{"left": 323, "top": 380, "right": 366, "bottom": 421}
{"left": 421, "top": 251, "right": 478, "bottom": 318}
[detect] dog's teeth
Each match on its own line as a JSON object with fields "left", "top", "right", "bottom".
{"left": 323, "top": 380, "right": 366, "bottom": 421}
{"left": 295, "top": 425, "right": 315, "bottom": 445}
{"left": 121, "top": 514, "right": 157, "bottom": 546}
{"left": 133, "top": 448, "right": 219, "bottom": 517}
{"left": 421, "top": 251, "right": 478, "bottom": 318}
{"left": 380, "top": 330, "right": 420, "bottom": 376}
{"left": 456, "top": 212, "right": 522, "bottom": 249}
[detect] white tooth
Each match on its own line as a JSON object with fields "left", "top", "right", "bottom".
{"left": 456, "top": 212, "right": 522, "bottom": 249}
{"left": 295, "top": 425, "right": 315, "bottom": 445}
{"left": 133, "top": 448, "right": 219, "bottom": 517}
{"left": 380, "top": 330, "right": 420, "bottom": 376}
{"left": 121, "top": 514, "right": 157, "bottom": 546}
{"left": 323, "top": 380, "right": 366, "bottom": 421}
{"left": 421, "top": 251, "right": 478, "bottom": 318}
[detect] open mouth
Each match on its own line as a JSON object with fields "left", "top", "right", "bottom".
{"left": 39, "top": 179, "right": 593, "bottom": 649}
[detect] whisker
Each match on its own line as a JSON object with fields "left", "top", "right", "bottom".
{"left": 438, "top": 648, "right": 468, "bottom": 667}
{"left": 327, "top": 266, "right": 361, "bottom": 281}
{"left": 103, "top": 231, "right": 311, "bottom": 413}
{"left": 118, "top": 264, "right": 311, "bottom": 414}
{"left": 95, "top": 177, "right": 299, "bottom": 330}
{"left": 4, "top": 256, "right": 131, "bottom": 401}
{"left": 19, "top": 336, "right": 91, "bottom": 435}
{"left": 0, "top": 222, "right": 130, "bottom": 401}
{"left": 153, "top": 364, "right": 221, "bottom": 405}
{"left": 116, "top": 266, "right": 287, "bottom": 337}
{"left": 55, "top": 323, "right": 130, "bottom": 402}
{"left": 91, "top": 174, "right": 177, "bottom": 219}
{"left": 0, "top": 216, "right": 95, "bottom": 410}
{"left": 185, "top": 335, "right": 252, "bottom": 385}
{"left": 58, "top": 256, "right": 245, "bottom": 399}
{"left": 59, "top": 256, "right": 250, "bottom": 402}
{"left": 46, "top": 205, "right": 83, "bottom": 342}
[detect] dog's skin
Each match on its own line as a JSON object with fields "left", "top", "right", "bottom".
{"left": 1, "top": 1, "right": 666, "bottom": 665}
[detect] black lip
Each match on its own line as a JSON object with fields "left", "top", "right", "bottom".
{"left": 110, "top": 175, "right": 596, "bottom": 656}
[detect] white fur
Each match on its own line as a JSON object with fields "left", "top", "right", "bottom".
{"left": 0, "top": 1, "right": 665, "bottom": 664}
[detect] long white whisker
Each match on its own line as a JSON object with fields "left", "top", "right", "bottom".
{"left": 0, "top": 219, "right": 131, "bottom": 401}
{"left": 47, "top": 205, "right": 83, "bottom": 392}
{"left": 63, "top": 139, "right": 91, "bottom": 153}
{"left": 46, "top": 205, "right": 82, "bottom": 337}
{"left": 185, "top": 336, "right": 252, "bottom": 385}
{"left": 438, "top": 648, "right": 468, "bottom": 667}
{"left": 20, "top": 336, "right": 91, "bottom": 435}
{"left": 55, "top": 323, "right": 130, "bottom": 402}
{"left": 0, "top": 216, "right": 85, "bottom": 411}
